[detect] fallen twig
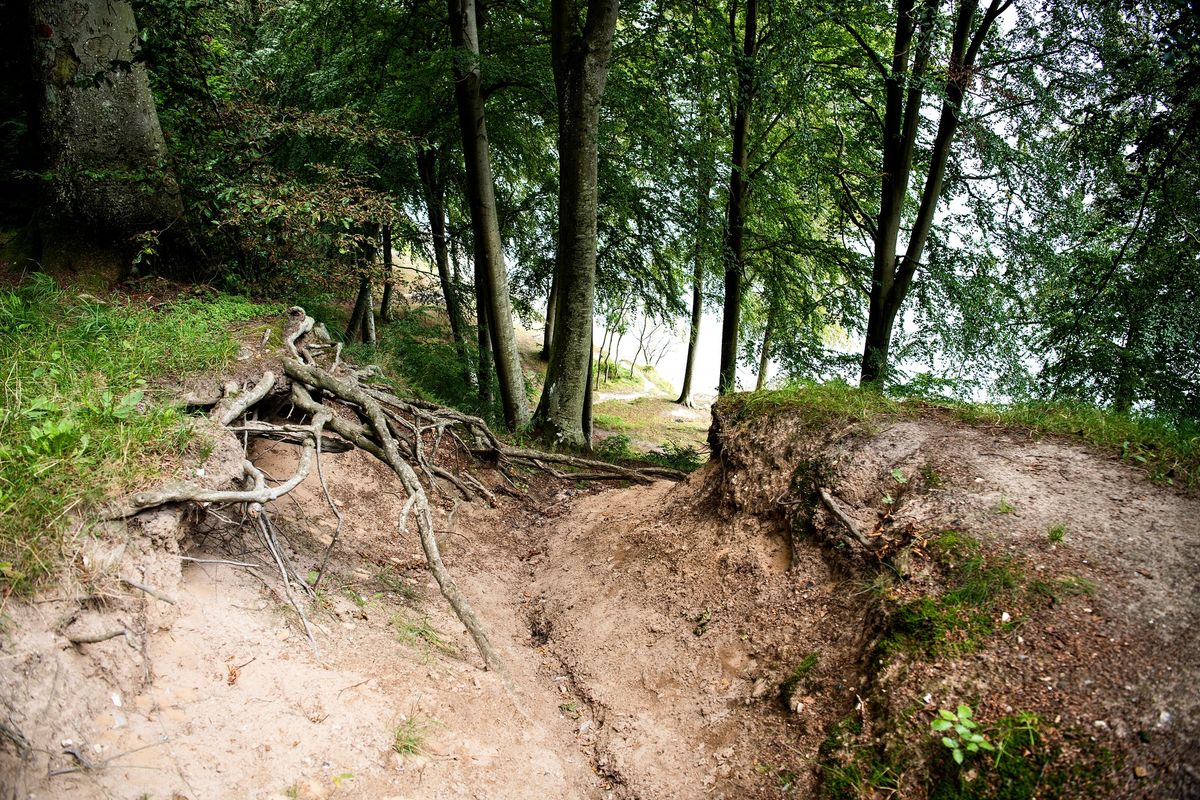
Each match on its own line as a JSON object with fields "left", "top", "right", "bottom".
{"left": 818, "top": 488, "right": 877, "bottom": 551}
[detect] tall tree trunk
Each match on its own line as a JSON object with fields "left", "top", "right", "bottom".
{"left": 448, "top": 0, "right": 530, "bottom": 429}
{"left": 678, "top": 240, "right": 704, "bottom": 406}
{"left": 718, "top": 0, "right": 757, "bottom": 395}
{"left": 861, "top": 0, "right": 1004, "bottom": 386}
{"left": 380, "top": 224, "right": 396, "bottom": 323}
{"left": 360, "top": 283, "right": 376, "bottom": 344}
{"left": 28, "top": 0, "right": 182, "bottom": 238}
{"left": 755, "top": 311, "right": 773, "bottom": 391}
{"left": 533, "top": 0, "right": 619, "bottom": 448}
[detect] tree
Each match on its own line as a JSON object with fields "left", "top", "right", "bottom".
{"left": 448, "top": 0, "right": 531, "bottom": 429}
{"left": 27, "top": 0, "right": 181, "bottom": 238}
{"left": 852, "top": 0, "right": 1013, "bottom": 386}
{"left": 534, "top": 0, "right": 620, "bottom": 447}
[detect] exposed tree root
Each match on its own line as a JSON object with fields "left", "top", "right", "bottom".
{"left": 109, "top": 307, "right": 682, "bottom": 671}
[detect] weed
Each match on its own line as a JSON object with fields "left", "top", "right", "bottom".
{"left": 594, "top": 433, "right": 636, "bottom": 462}
{"left": 592, "top": 412, "right": 632, "bottom": 430}
{"left": 0, "top": 276, "right": 271, "bottom": 593}
{"left": 995, "top": 497, "right": 1016, "bottom": 514}
{"left": 1047, "top": 523, "right": 1066, "bottom": 543}
{"left": 392, "top": 717, "right": 430, "bottom": 757}
{"left": 1027, "top": 575, "right": 1096, "bottom": 605}
{"left": 817, "top": 713, "right": 899, "bottom": 800}
{"left": 932, "top": 704, "right": 994, "bottom": 765}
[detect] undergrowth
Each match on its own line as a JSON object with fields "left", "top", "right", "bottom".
{"left": 0, "top": 275, "right": 272, "bottom": 594}
{"left": 728, "top": 380, "right": 1199, "bottom": 488}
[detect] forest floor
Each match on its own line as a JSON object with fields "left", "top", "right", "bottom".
{"left": 2, "top": 294, "right": 1198, "bottom": 800}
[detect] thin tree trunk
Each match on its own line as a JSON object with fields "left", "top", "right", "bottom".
{"left": 541, "top": 277, "right": 558, "bottom": 361}
{"left": 417, "top": 147, "right": 469, "bottom": 352}
{"left": 718, "top": 0, "right": 757, "bottom": 395}
{"left": 755, "top": 311, "right": 773, "bottom": 391}
{"left": 345, "top": 275, "right": 370, "bottom": 343}
{"left": 448, "top": 0, "right": 530, "bottom": 429}
{"left": 534, "top": 0, "right": 620, "bottom": 447}
{"left": 678, "top": 246, "right": 703, "bottom": 405}
{"left": 380, "top": 224, "right": 395, "bottom": 323}
{"left": 360, "top": 283, "right": 376, "bottom": 344}
{"left": 473, "top": 256, "right": 494, "bottom": 408}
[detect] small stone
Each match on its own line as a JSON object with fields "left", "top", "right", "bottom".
{"left": 1135, "top": 766, "right": 1149, "bottom": 778}
{"left": 579, "top": 720, "right": 593, "bottom": 734}
{"left": 751, "top": 678, "right": 770, "bottom": 699}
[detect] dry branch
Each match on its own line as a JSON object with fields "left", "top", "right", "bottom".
{"left": 818, "top": 488, "right": 877, "bottom": 551}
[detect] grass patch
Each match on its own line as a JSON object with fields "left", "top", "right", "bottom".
{"left": 1047, "top": 523, "right": 1066, "bottom": 543}
{"left": 0, "top": 276, "right": 273, "bottom": 594}
{"left": 779, "top": 652, "right": 819, "bottom": 704}
{"left": 817, "top": 713, "right": 900, "bottom": 800}
{"left": 727, "top": 381, "right": 1200, "bottom": 488}
{"left": 391, "top": 716, "right": 431, "bottom": 757}
{"left": 592, "top": 412, "right": 632, "bottom": 430}
{"left": 392, "top": 612, "right": 455, "bottom": 653}
{"left": 877, "top": 532, "right": 1020, "bottom": 659}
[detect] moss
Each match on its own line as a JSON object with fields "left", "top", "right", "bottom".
{"left": 779, "top": 652, "right": 820, "bottom": 704}
{"left": 876, "top": 533, "right": 1020, "bottom": 659}
{"left": 817, "top": 714, "right": 898, "bottom": 799}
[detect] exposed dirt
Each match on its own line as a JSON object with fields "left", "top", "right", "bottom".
{"left": 2, "top": 390, "right": 1198, "bottom": 799}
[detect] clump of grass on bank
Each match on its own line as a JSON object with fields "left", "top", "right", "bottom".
{"left": 0, "top": 275, "right": 272, "bottom": 594}
{"left": 728, "top": 380, "right": 1199, "bottom": 488}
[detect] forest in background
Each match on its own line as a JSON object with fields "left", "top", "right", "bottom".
{"left": 1, "top": 0, "right": 1198, "bottom": 445}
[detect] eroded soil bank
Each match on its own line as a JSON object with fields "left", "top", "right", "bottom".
{"left": 2, "top": 395, "right": 1198, "bottom": 799}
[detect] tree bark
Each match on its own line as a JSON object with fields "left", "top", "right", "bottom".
{"left": 533, "top": 0, "right": 619, "bottom": 448}
{"left": 360, "top": 283, "right": 376, "bottom": 344}
{"left": 28, "top": 0, "right": 182, "bottom": 237}
{"left": 718, "top": 0, "right": 757, "bottom": 395}
{"left": 380, "top": 224, "right": 396, "bottom": 323}
{"left": 473, "top": 254, "right": 494, "bottom": 408}
{"left": 755, "top": 310, "right": 773, "bottom": 391}
{"left": 417, "top": 147, "right": 470, "bottom": 351}
{"left": 345, "top": 275, "right": 371, "bottom": 343}
{"left": 448, "top": 0, "right": 530, "bottom": 429}
{"left": 540, "top": 277, "right": 557, "bottom": 361}
{"left": 861, "top": 0, "right": 1006, "bottom": 386}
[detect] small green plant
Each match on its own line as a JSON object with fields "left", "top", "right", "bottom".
{"left": 377, "top": 567, "right": 418, "bottom": 600}
{"left": 995, "top": 497, "right": 1016, "bottom": 514}
{"left": 594, "top": 432, "right": 637, "bottom": 462}
{"left": 920, "top": 464, "right": 946, "bottom": 487}
{"left": 646, "top": 440, "right": 704, "bottom": 472}
{"left": 1047, "top": 523, "right": 1066, "bottom": 543}
{"left": 392, "top": 717, "right": 429, "bottom": 757}
{"left": 891, "top": 467, "right": 908, "bottom": 484}
{"left": 932, "top": 704, "right": 994, "bottom": 764}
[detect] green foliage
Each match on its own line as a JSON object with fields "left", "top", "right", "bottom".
{"left": 732, "top": 380, "right": 901, "bottom": 427}
{"left": 1047, "top": 524, "right": 1066, "bottom": 543}
{"left": 0, "top": 276, "right": 271, "bottom": 593}
{"left": 817, "top": 713, "right": 899, "bottom": 800}
{"left": 391, "top": 716, "right": 431, "bottom": 757}
{"left": 593, "top": 433, "right": 636, "bottom": 463}
{"left": 931, "top": 704, "right": 994, "bottom": 765}
{"left": 392, "top": 613, "right": 454, "bottom": 654}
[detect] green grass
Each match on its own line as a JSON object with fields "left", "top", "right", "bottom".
{"left": 392, "top": 612, "right": 454, "bottom": 653}
{"left": 1047, "top": 523, "right": 1067, "bottom": 543}
{"left": 727, "top": 380, "right": 1200, "bottom": 488}
{"left": 0, "top": 276, "right": 274, "bottom": 594}
{"left": 391, "top": 716, "right": 431, "bottom": 757}
{"left": 779, "top": 652, "right": 820, "bottom": 704}
{"left": 592, "top": 412, "right": 632, "bottom": 430}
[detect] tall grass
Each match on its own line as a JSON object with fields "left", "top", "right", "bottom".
{"left": 0, "top": 275, "right": 272, "bottom": 594}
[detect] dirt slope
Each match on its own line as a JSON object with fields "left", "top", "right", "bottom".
{"left": 2, "top": 393, "right": 1197, "bottom": 799}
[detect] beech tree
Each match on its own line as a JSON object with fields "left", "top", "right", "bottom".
{"left": 534, "top": 0, "right": 620, "bottom": 447}
{"left": 28, "top": 0, "right": 181, "bottom": 237}
{"left": 448, "top": 0, "right": 531, "bottom": 429}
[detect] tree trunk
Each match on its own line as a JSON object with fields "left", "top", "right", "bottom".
{"left": 417, "top": 147, "right": 469, "bottom": 351}
{"left": 533, "top": 0, "right": 619, "bottom": 448}
{"left": 380, "top": 224, "right": 396, "bottom": 323}
{"left": 360, "top": 283, "right": 376, "bottom": 344}
{"left": 755, "top": 311, "right": 773, "bottom": 391}
{"left": 473, "top": 255, "right": 494, "bottom": 408}
{"left": 345, "top": 275, "right": 371, "bottom": 342}
{"left": 448, "top": 0, "right": 530, "bottom": 429}
{"left": 718, "top": 0, "right": 757, "bottom": 395}
{"left": 540, "top": 277, "right": 557, "bottom": 361}
{"left": 28, "top": 0, "right": 182, "bottom": 237}
{"left": 861, "top": 0, "right": 1002, "bottom": 386}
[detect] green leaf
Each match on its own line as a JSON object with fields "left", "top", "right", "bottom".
{"left": 931, "top": 719, "right": 953, "bottom": 732}
{"left": 941, "top": 737, "right": 958, "bottom": 749}
{"left": 953, "top": 749, "right": 964, "bottom": 764}
{"left": 939, "top": 709, "right": 957, "bottom": 722}
{"left": 977, "top": 740, "right": 995, "bottom": 751}
{"left": 957, "top": 704, "right": 973, "bottom": 719}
